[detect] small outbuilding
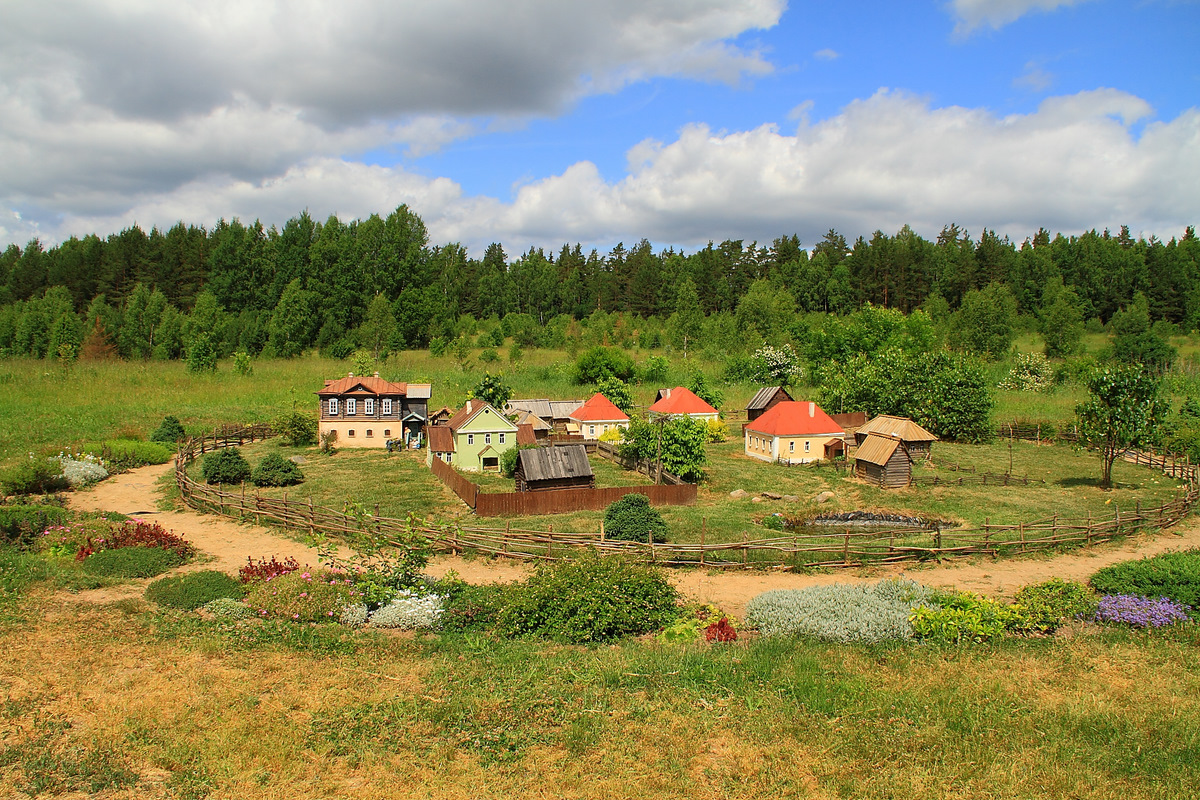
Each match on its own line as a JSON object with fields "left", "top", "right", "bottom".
{"left": 512, "top": 409, "right": 553, "bottom": 441}
{"left": 854, "top": 433, "right": 913, "bottom": 488}
{"left": 514, "top": 445, "right": 595, "bottom": 492}
{"left": 745, "top": 386, "right": 793, "bottom": 422}
{"left": 854, "top": 415, "right": 938, "bottom": 461}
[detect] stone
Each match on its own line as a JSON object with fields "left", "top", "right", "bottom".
{"left": 762, "top": 491, "right": 783, "bottom": 500}
{"left": 751, "top": 496, "right": 762, "bottom": 503}
{"left": 814, "top": 491, "right": 835, "bottom": 504}
{"left": 288, "top": 455, "right": 308, "bottom": 465}
{"left": 729, "top": 489, "right": 749, "bottom": 499}
{"left": 782, "top": 495, "right": 799, "bottom": 503}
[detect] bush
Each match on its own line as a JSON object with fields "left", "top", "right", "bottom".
{"left": 145, "top": 570, "right": 246, "bottom": 610}
{"left": 0, "top": 505, "right": 71, "bottom": 547}
{"left": 82, "top": 440, "right": 172, "bottom": 469}
{"left": 1090, "top": 550, "right": 1200, "bottom": 610}
{"left": 239, "top": 555, "right": 301, "bottom": 584}
{"left": 1093, "top": 595, "right": 1192, "bottom": 628}
{"left": 603, "top": 493, "right": 668, "bottom": 543}
{"left": 500, "top": 446, "right": 520, "bottom": 478}
{"left": 204, "top": 597, "right": 255, "bottom": 620}
{"left": 478, "top": 347, "right": 499, "bottom": 363}
{"left": 368, "top": 590, "right": 445, "bottom": 629}
{"left": 704, "top": 418, "right": 728, "bottom": 443}
{"left": 202, "top": 448, "right": 251, "bottom": 485}
{"left": 81, "top": 546, "right": 187, "bottom": 579}
{"left": 574, "top": 346, "right": 635, "bottom": 384}
{"left": 437, "top": 580, "right": 509, "bottom": 633}
{"left": 76, "top": 519, "right": 194, "bottom": 560}
{"left": 274, "top": 409, "right": 318, "bottom": 447}
{"left": 1012, "top": 578, "right": 1098, "bottom": 632}
{"left": 0, "top": 459, "right": 68, "bottom": 495}
{"left": 251, "top": 453, "right": 304, "bottom": 487}
{"left": 495, "top": 552, "right": 678, "bottom": 643}
{"left": 150, "top": 415, "right": 187, "bottom": 444}
{"left": 340, "top": 604, "right": 369, "bottom": 626}
{"left": 658, "top": 602, "right": 736, "bottom": 644}
{"left": 998, "top": 352, "right": 1055, "bottom": 393}
{"left": 57, "top": 454, "right": 108, "bottom": 488}
{"left": 909, "top": 590, "right": 1024, "bottom": 643}
{"left": 746, "top": 579, "right": 933, "bottom": 643}
{"left": 243, "top": 569, "right": 361, "bottom": 622}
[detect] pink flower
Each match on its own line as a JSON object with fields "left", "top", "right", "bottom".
{"left": 301, "top": 572, "right": 311, "bottom": 579}
{"left": 292, "top": 614, "right": 299, "bottom": 619}
{"left": 299, "top": 593, "right": 308, "bottom": 598}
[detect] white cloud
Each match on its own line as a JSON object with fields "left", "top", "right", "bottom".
{"left": 16, "top": 89, "right": 1198, "bottom": 255}
{"left": 1014, "top": 61, "right": 1054, "bottom": 92}
{"left": 949, "top": 0, "right": 1094, "bottom": 34}
{"left": 814, "top": 48, "right": 839, "bottom": 60}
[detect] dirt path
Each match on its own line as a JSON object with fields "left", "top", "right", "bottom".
{"left": 68, "top": 463, "right": 1200, "bottom": 616}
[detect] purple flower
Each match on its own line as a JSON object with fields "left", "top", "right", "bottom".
{"left": 1095, "top": 595, "right": 1192, "bottom": 628}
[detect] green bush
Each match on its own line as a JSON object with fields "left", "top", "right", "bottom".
{"left": 0, "top": 459, "right": 68, "bottom": 496}
{"left": 149, "top": 415, "right": 187, "bottom": 444}
{"left": 437, "top": 578, "right": 509, "bottom": 633}
{"left": 82, "top": 440, "right": 172, "bottom": 469}
{"left": 0, "top": 504, "right": 71, "bottom": 547}
{"left": 250, "top": 453, "right": 304, "bottom": 487}
{"left": 1090, "top": 550, "right": 1200, "bottom": 610}
{"left": 145, "top": 570, "right": 246, "bottom": 610}
{"left": 204, "top": 597, "right": 255, "bottom": 619}
{"left": 603, "top": 494, "right": 668, "bottom": 543}
{"left": 81, "top": 546, "right": 187, "bottom": 579}
{"left": 202, "top": 448, "right": 251, "bottom": 485}
{"left": 274, "top": 409, "right": 318, "bottom": 447}
{"left": 910, "top": 590, "right": 1024, "bottom": 643}
{"left": 500, "top": 446, "right": 520, "bottom": 478}
{"left": 495, "top": 551, "right": 678, "bottom": 643}
{"left": 243, "top": 570, "right": 361, "bottom": 622}
{"left": 1011, "top": 578, "right": 1098, "bottom": 632}
{"left": 574, "top": 346, "right": 635, "bottom": 384}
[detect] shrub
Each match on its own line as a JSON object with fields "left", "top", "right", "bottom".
{"left": 0, "top": 459, "right": 68, "bottom": 495}
{"left": 204, "top": 597, "right": 255, "bottom": 620}
{"left": 704, "top": 418, "right": 728, "bottom": 443}
{"left": 574, "top": 346, "right": 635, "bottom": 384}
{"left": 239, "top": 555, "right": 302, "bottom": 584}
{"left": 243, "top": 569, "right": 361, "bottom": 622}
{"left": 478, "top": 347, "right": 499, "bottom": 363}
{"left": 1093, "top": 594, "right": 1192, "bottom": 628}
{"left": 82, "top": 440, "right": 172, "bottom": 469}
{"left": 747, "top": 579, "right": 933, "bottom": 643}
{"left": 145, "top": 570, "right": 246, "bottom": 610}
{"left": 603, "top": 494, "right": 668, "bottom": 543}
{"left": 1011, "top": 578, "right": 1098, "bottom": 632}
{"left": 437, "top": 580, "right": 509, "bottom": 633}
{"left": 0, "top": 505, "right": 71, "bottom": 547}
{"left": 150, "top": 415, "right": 187, "bottom": 444}
{"left": 369, "top": 590, "right": 445, "bottom": 629}
{"left": 705, "top": 617, "right": 737, "bottom": 642}
{"left": 495, "top": 552, "right": 678, "bottom": 643}
{"left": 202, "top": 448, "right": 251, "bottom": 485}
{"left": 251, "top": 453, "right": 304, "bottom": 487}
{"left": 1090, "top": 550, "right": 1200, "bottom": 610}
{"left": 76, "top": 519, "right": 194, "bottom": 560}
{"left": 320, "top": 430, "right": 338, "bottom": 455}
{"left": 500, "top": 446, "right": 520, "bottom": 479}
{"left": 658, "top": 602, "right": 735, "bottom": 644}
{"left": 57, "top": 454, "right": 108, "bottom": 488}
{"left": 998, "top": 352, "right": 1055, "bottom": 393}
{"left": 909, "top": 590, "right": 1024, "bottom": 643}
{"left": 232, "top": 349, "right": 253, "bottom": 376}
{"left": 274, "top": 409, "right": 317, "bottom": 447}
{"left": 81, "top": 546, "right": 186, "bottom": 579}
{"left": 340, "top": 604, "right": 369, "bottom": 626}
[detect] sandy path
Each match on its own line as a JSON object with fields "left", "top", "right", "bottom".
{"left": 68, "top": 462, "right": 1200, "bottom": 616}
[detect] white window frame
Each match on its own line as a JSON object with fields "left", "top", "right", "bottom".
{"left": 446, "top": 453, "right": 452, "bottom": 463}
{"left": 328, "top": 398, "right": 339, "bottom": 415}
{"left": 347, "top": 398, "right": 357, "bottom": 416}
{"left": 468, "top": 434, "right": 474, "bottom": 445}
{"left": 789, "top": 441, "right": 795, "bottom": 453}
{"left": 485, "top": 433, "right": 492, "bottom": 445}
{"left": 499, "top": 433, "right": 506, "bottom": 444}
{"left": 589, "top": 425, "right": 596, "bottom": 436}
{"left": 804, "top": 441, "right": 810, "bottom": 452}
{"left": 382, "top": 398, "right": 392, "bottom": 415}
{"left": 365, "top": 398, "right": 374, "bottom": 415}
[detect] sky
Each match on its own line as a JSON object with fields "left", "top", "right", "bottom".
{"left": 1, "top": 0, "right": 1198, "bottom": 258}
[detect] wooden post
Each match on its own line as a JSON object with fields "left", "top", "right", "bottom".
{"left": 1086, "top": 510, "right": 1092, "bottom": 546}
{"left": 283, "top": 491, "right": 288, "bottom": 530}
{"left": 1019, "top": 521, "right": 1026, "bottom": 553}
{"left": 743, "top": 530, "right": 748, "bottom": 567}
{"left": 700, "top": 518, "right": 706, "bottom": 566}
{"left": 241, "top": 482, "right": 246, "bottom": 520}
{"left": 504, "top": 520, "right": 510, "bottom": 557}
{"left": 842, "top": 529, "right": 850, "bottom": 565}
{"left": 309, "top": 496, "right": 315, "bottom": 537}
{"left": 646, "top": 526, "right": 654, "bottom": 561}
{"left": 548, "top": 524, "right": 553, "bottom": 558}
{"left": 599, "top": 519, "right": 605, "bottom": 543}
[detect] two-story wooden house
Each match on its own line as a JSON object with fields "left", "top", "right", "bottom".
{"left": 425, "top": 398, "right": 520, "bottom": 472}
{"left": 315, "top": 373, "right": 431, "bottom": 448}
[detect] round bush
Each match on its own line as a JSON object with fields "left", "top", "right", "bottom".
{"left": 150, "top": 415, "right": 187, "bottom": 444}
{"left": 81, "top": 546, "right": 186, "bottom": 579}
{"left": 203, "top": 597, "right": 255, "bottom": 620}
{"left": 202, "top": 448, "right": 251, "bottom": 485}
{"left": 746, "top": 579, "right": 933, "bottom": 644}
{"left": 495, "top": 552, "right": 678, "bottom": 643}
{"left": 340, "top": 604, "right": 369, "bottom": 626}
{"left": 145, "top": 570, "right": 246, "bottom": 610}
{"left": 603, "top": 494, "right": 668, "bottom": 543}
{"left": 250, "top": 453, "right": 304, "bottom": 487}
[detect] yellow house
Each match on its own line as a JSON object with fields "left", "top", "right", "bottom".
{"left": 743, "top": 401, "right": 845, "bottom": 464}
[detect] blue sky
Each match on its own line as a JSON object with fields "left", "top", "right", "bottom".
{"left": 1, "top": 0, "right": 1197, "bottom": 256}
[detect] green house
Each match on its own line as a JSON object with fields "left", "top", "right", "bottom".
{"left": 426, "top": 399, "right": 520, "bottom": 472}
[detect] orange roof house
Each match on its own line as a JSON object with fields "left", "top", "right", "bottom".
{"left": 648, "top": 387, "right": 719, "bottom": 421}
{"left": 743, "top": 400, "right": 845, "bottom": 464}
{"left": 569, "top": 393, "right": 631, "bottom": 440}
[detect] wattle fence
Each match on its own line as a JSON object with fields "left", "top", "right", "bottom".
{"left": 175, "top": 423, "right": 1199, "bottom": 569}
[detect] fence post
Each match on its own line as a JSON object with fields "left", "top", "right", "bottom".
{"left": 241, "top": 483, "right": 246, "bottom": 521}
{"left": 599, "top": 519, "right": 605, "bottom": 543}
{"left": 548, "top": 524, "right": 553, "bottom": 558}
{"left": 842, "top": 529, "right": 850, "bottom": 565}
{"left": 283, "top": 492, "right": 288, "bottom": 530}
{"left": 743, "top": 531, "right": 748, "bottom": 567}
{"left": 504, "top": 520, "right": 510, "bottom": 557}
{"left": 1019, "top": 521, "right": 1025, "bottom": 553}
{"left": 1086, "top": 511, "right": 1092, "bottom": 546}
{"left": 646, "top": 527, "right": 654, "bottom": 562}
{"left": 309, "top": 497, "right": 315, "bottom": 537}
{"left": 700, "top": 518, "right": 706, "bottom": 567}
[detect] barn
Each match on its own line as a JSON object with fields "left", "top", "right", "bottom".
{"left": 854, "top": 415, "right": 938, "bottom": 461}
{"left": 514, "top": 445, "right": 596, "bottom": 492}
{"left": 745, "top": 386, "right": 793, "bottom": 422}
{"left": 854, "top": 433, "right": 913, "bottom": 488}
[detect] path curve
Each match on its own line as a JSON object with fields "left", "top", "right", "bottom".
{"left": 68, "top": 463, "right": 1200, "bottom": 616}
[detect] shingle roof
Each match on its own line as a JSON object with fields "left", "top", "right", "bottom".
{"left": 446, "top": 399, "right": 517, "bottom": 432}
{"left": 317, "top": 375, "right": 408, "bottom": 396}
{"left": 426, "top": 425, "right": 455, "bottom": 453}
{"left": 854, "top": 433, "right": 901, "bottom": 466}
{"left": 506, "top": 398, "right": 553, "bottom": 418}
{"left": 570, "top": 393, "right": 630, "bottom": 422}
{"left": 746, "top": 386, "right": 791, "bottom": 411}
{"left": 744, "top": 401, "right": 845, "bottom": 437}
{"left": 517, "top": 445, "right": 594, "bottom": 482}
{"left": 856, "top": 415, "right": 938, "bottom": 443}
{"left": 513, "top": 410, "right": 552, "bottom": 431}
{"left": 547, "top": 400, "right": 584, "bottom": 419}
{"left": 648, "top": 386, "right": 718, "bottom": 416}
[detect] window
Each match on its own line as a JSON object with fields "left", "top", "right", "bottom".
{"left": 365, "top": 398, "right": 374, "bottom": 415}
{"left": 348, "top": 430, "right": 356, "bottom": 437}
{"left": 589, "top": 425, "right": 596, "bottom": 436}
{"left": 468, "top": 434, "right": 474, "bottom": 445}
{"left": 485, "top": 433, "right": 491, "bottom": 445}
{"left": 804, "top": 441, "right": 810, "bottom": 452}
{"left": 446, "top": 453, "right": 452, "bottom": 463}
{"left": 499, "top": 433, "right": 505, "bottom": 444}
{"left": 366, "top": 430, "right": 373, "bottom": 438}
{"left": 382, "top": 398, "right": 392, "bottom": 415}
{"left": 347, "top": 398, "right": 357, "bottom": 415}
{"left": 384, "top": 429, "right": 391, "bottom": 437}
{"left": 789, "top": 441, "right": 795, "bottom": 452}
{"left": 328, "top": 398, "right": 339, "bottom": 415}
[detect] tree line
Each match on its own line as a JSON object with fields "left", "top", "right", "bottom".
{"left": 0, "top": 204, "right": 1196, "bottom": 363}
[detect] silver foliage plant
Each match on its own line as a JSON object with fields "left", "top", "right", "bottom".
{"left": 56, "top": 453, "right": 108, "bottom": 488}
{"left": 203, "top": 597, "right": 255, "bottom": 620}
{"left": 368, "top": 590, "right": 444, "bottom": 630}
{"left": 339, "top": 603, "right": 369, "bottom": 626}
{"left": 746, "top": 578, "right": 934, "bottom": 644}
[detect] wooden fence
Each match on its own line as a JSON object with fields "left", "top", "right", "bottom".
{"left": 592, "top": 440, "right": 690, "bottom": 485}
{"left": 910, "top": 473, "right": 1044, "bottom": 487}
{"left": 428, "top": 455, "right": 479, "bottom": 509}
{"left": 174, "top": 423, "right": 1200, "bottom": 570}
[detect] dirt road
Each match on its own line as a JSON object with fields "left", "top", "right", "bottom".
{"left": 69, "top": 462, "right": 1200, "bottom": 616}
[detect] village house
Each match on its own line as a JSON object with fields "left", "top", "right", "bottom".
{"left": 854, "top": 415, "right": 938, "bottom": 461}
{"left": 514, "top": 445, "right": 595, "bottom": 492}
{"left": 745, "top": 386, "right": 793, "bottom": 422}
{"left": 854, "top": 433, "right": 914, "bottom": 488}
{"left": 648, "top": 386, "right": 720, "bottom": 422}
{"left": 511, "top": 409, "right": 553, "bottom": 441}
{"left": 316, "top": 373, "right": 431, "bottom": 449}
{"left": 569, "top": 393, "right": 630, "bottom": 440}
{"left": 743, "top": 400, "right": 845, "bottom": 464}
{"left": 425, "top": 398, "right": 519, "bottom": 472}
{"left": 504, "top": 398, "right": 583, "bottom": 432}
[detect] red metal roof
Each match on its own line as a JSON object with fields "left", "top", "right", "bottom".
{"left": 426, "top": 425, "right": 455, "bottom": 453}
{"left": 570, "top": 392, "right": 630, "bottom": 422}
{"left": 744, "top": 401, "right": 845, "bottom": 437}
{"left": 648, "top": 386, "right": 718, "bottom": 416}
{"left": 515, "top": 423, "right": 537, "bottom": 446}
{"left": 317, "top": 375, "right": 408, "bottom": 397}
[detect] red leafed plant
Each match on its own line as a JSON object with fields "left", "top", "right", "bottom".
{"left": 75, "top": 519, "right": 194, "bottom": 560}
{"left": 705, "top": 617, "right": 737, "bottom": 643}
{"left": 239, "top": 555, "right": 302, "bottom": 584}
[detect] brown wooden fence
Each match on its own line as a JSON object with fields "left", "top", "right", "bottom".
{"left": 428, "top": 454, "right": 478, "bottom": 509}
{"left": 174, "top": 423, "right": 1200, "bottom": 570}
{"left": 474, "top": 483, "right": 696, "bottom": 516}
{"left": 910, "top": 473, "right": 1044, "bottom": 487}
{"left": 592, "top": 440, "right": 690, "bottom": 485}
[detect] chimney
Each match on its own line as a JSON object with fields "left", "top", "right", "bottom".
{"left": 374, "top": 371, "right": 380, "bottom": 378}
{"left": 809, "top": 402, "right": 815, "bottom": 418}
{"left": 348, "top": 372, "right": 354, "bottom": 378}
